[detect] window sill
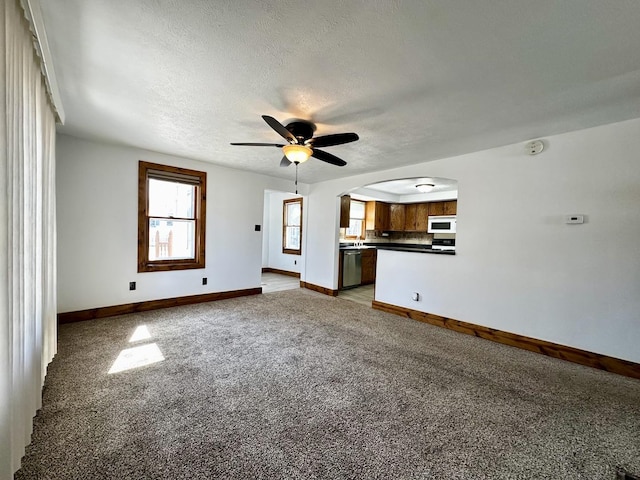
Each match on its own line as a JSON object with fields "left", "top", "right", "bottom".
{"left": 138, "top": 260, "right": 205, "bottom": 273}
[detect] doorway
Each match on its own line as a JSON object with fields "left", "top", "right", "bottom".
{"left": 261, "top": 189, "right": 304, "bottom": 293}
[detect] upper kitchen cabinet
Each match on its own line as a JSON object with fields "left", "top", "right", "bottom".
{"left": 404, "top": 203, "right": 417, "bottom": 231}
{"left": 365, "top": 201, "right": 389, "bottom": 231}
{"left": 443, "top": 200, "right": 457, "bottom": 215}
{"left": 389, "top": 204, "right": 405, "bottom": 231}
{"left": 339, "top": 195, "right": 351, "bottom": 228}
{"left": 429, "top": 202, "right": 445, "bottom": 216}
{"left": 405, "top": 203, "right": 430, "bottom": 231}
{"left": 416, "top": 203, "right": 429, "bottom": 230}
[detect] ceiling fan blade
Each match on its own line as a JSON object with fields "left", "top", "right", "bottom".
{"left": 230, "top": 142, "right": 285, "bottom": 147}
{"left": 262, "top": 115, "right": 296, "bottom": 143}
{"left": 311, "top": 149, "right": 347, "bottom": 167}
{"left": 309, "top": 133, "right": 359, "bottom": 148}
{"left": 279, "top": 156, "right": 291, "bottom": 167}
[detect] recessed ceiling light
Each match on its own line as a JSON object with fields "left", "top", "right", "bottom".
{"left": 416, "top": 183, "right": 435, "bottom": 193}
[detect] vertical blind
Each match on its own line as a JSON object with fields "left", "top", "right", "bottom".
{"left": 1, "top": 0, "right": 58, "bottom": 477}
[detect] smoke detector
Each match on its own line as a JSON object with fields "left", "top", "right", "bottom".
{"left": 525, "top": 140, "right": 545, "bottom": 155}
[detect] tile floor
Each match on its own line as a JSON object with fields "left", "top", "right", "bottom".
{"left": 261, "top": 272, "right": 375, "bottom": 307}
{"left": 261, "top": 272, "right": 300, "bottom": 293}
{"left": 338, "top": 283, "right": 375, "bottom": 307}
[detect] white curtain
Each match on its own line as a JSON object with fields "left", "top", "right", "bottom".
{"left": 0, "top": 0, "right": 58, "bottom": 477}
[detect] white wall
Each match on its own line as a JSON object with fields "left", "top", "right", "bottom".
{"left": 262, "top": 190, "right": 303, "bottom": 273}
{"left": 304, "top": 118, "right": 640, "bottom": 363}
{"left": 56, "top": 135, "right": 306, "bottom": 312}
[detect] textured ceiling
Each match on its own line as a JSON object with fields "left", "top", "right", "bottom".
{"left": 40, "top": 0, "right": 640, "bottom": 183}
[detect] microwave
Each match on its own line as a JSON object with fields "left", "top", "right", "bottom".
{"left": 427, "top": 215, "right": 456, "bottom": 234}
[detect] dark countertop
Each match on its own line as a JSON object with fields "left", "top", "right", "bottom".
{"left": 377, "top": 245, "right": 455, "bottom": 255}
{"left": 339, "top": 243, "right": 455, "bottom": 255}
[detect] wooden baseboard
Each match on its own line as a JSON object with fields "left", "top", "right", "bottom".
{"left": 300, "top": 281, "right": 338, "bottom": 297}
{"left": 372, "top": 300, "right": 640, "bottom": 380}
{"left": 617, "top": 468, "right": 640, "bottom": 480}
{"left": 261, "top": 267, "right": 300, "bottom": 278}
{"left": 58, "top": 287, "right": 262, "bottom": 324}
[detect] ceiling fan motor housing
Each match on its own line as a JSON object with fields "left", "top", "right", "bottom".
{"left": 230, "top": 115, "right": 354, "bottom": 167}
{"left": 285, "top": 120, "right": 316, "bottom": 143}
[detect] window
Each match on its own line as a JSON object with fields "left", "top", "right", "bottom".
{"left": 345, "top": 200, "right": 366, "bottom": 239}
{"left": 283, "top": 197, "right": 302, "bottom": 255}
{"left": 138, "top": 161, "right": 206, "bottom": 272}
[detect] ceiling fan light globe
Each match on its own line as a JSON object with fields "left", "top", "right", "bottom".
{"left": 283, "top": 144, "right": 312, "bottom": 164}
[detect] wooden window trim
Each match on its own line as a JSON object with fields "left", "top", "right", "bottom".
{"left": 282, "top": 197, "right": 302, "bottom": 255}
{"left": 138, "top": 161, "right": 206, "bottom": 272}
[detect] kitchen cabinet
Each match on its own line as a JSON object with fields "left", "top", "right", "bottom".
{"left": 443, "top": 200, "right": 457, "bottom": 215}
{"left": 365, "top": 201, "right": 390, "bottom": 231}
{"left": 340, "top": 195, "right": 351, "bottom": 228}
{"left": 389, "top": 204, "right": 405, "bottom": 231}
{"left": 429, "top": 201, "right": 445, "bottom": 216}
{"left": 405, "top": 203, "right": 430, "bottom": 231}
{"left": 338, "top": 248, "right": 344, "bottom": 290}
{"left": 361, "top": 249, "right": 377, "bottom": 285}
{"left": 416, "top": 203, "right": 429, "bottom": 230}
{"left": 404, "top": 204, "right": 417, "bottom": 231}
{"left": 372, "top": 200, "right": 453, "bottom": 232}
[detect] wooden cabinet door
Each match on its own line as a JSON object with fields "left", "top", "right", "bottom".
{"left": 416, "top": 203, "right": 429, "bottom": 231}
{"left": 340, "top": 195, "right": 351, "bottom": 228}
{"left": 360, "top": 249, "right": 377, "bottom": 285}
{"left": 365, "top": 201, "right": 376, "bottom": 230}
{"left": 404, "top": 204, "right": 417, "bottom": 231}
{"left": 338, "top": 249, "right": 344, "bottom": 290}
{"left": 429, "top": 201, "right": 445, "bottom": 216}
{"left": 389, "top": 204, "right": 405, "bottom": 231}
{"left": 365, "top": 202, "right": 391, "bottom": 231}
{"left": 376, "top": 202, "right": 390, "bottom": 231}
{"left": 443, "top": 200, "right": 457, "bottom": 215}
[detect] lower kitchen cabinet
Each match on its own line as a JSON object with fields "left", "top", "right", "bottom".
{"left": 361, "top": 249, "right": 377, "bottom": 285}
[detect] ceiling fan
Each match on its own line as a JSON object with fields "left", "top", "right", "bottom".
{"left": 230, "top": 115, "right": 359, "bottom": 167}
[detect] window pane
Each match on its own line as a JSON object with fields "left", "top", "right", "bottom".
{"left": 148, "top": 219, "right": 195, "bottom": 260}
{"left": 285, "top": 226, "right": 300, "bottom": 250}
{"left": 346, "top": 219, "right": 363, "bottom": 237}
{"left": 148, "top": 179, "right": 195, "bottom": 218}
{"left": 350, "top": 201, "right": 365, "bottom": 219}
{"left": 286, "top": 202, "right": 301, "bottom": 226}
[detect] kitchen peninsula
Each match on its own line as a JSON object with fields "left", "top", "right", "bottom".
{"left": 338, "top": 197, "right": 457, "bottom": 290}
{"left": 339, "top": 243, "right": 454, "bottom": 290}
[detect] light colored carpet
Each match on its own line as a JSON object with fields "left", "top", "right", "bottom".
{"left": 15, "top": 289, "right": 640, "bottom": 479}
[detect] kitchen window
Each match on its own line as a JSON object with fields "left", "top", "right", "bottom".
{"left": 138, "top": 161, "right": 206, "bottom": 272}
{"left": 345, "top": 200, "right": 366, "bottom": 239}
{"left": 283, "top": 197, "right": 302, "bottom": 255}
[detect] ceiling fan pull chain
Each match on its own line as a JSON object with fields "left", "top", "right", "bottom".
{"left": 295, "top": 162, "right": 298, "bottom": 194}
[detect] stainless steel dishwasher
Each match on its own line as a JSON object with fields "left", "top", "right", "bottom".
{"left": 342, "top": 249, "right": 362, "bottom": 289}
